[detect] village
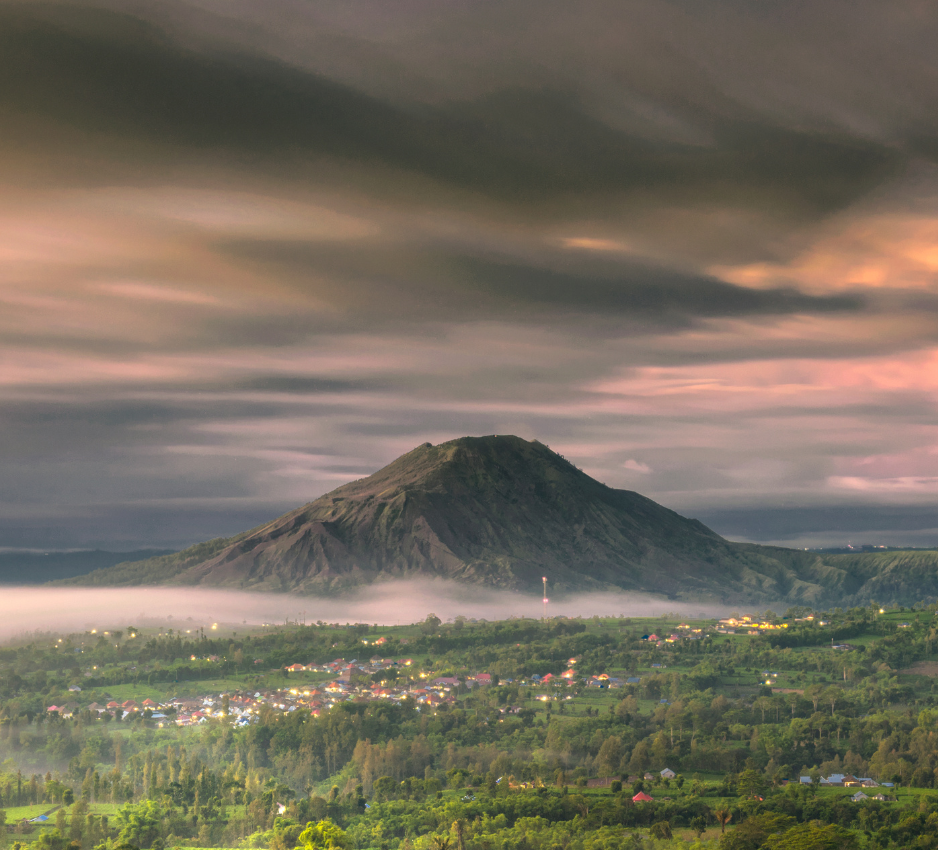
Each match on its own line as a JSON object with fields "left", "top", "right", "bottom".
{"left": 41, "top": 614, "right": 831, "bottom": 729}
{"left": 44, "top": 651, "right": 648, "bottom": 727}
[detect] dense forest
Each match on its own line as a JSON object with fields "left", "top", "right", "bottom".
{"left": 4, "top": 604, "right": 938, "bottom": 849}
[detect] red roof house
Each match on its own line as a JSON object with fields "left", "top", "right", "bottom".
{"left": 632, "top": 791, "right": 654, "bottom": 803}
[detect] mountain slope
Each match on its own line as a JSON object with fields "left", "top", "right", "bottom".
{"left": 0, "top": 548, "right": 172, "bottom": 584}
{"left": 60, "top": 436, "right": 938, "bottom": 605}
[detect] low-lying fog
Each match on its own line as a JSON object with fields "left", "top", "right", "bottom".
{"left": 0, "top": 582, "right": 732, "bottom": 641}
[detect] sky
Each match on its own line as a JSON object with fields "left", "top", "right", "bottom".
{"left": 3, "top": 0, "right": 938, "bottom": 551}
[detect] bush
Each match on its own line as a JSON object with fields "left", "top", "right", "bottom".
{"left": 649, "top": 821, "right": 672, "bottom": 840}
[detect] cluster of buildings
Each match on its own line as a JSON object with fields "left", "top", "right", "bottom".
{"left": 798, "top": 773, "right": 888, "bottom": 789}
{"left": 49, "top": 653, "right": 678, "bottom": 728}
{"left": 47, "top": 646, "right": 709, "bottom": 730}
{"left": 794, "top": 773, "right": 897, "bottom": 799}
{"left": 716, "top": 616, "right": 790, "bottom": 635}
{"left": 639, "top": 624, "right": 707, "bottom": 645}
{"left": 46, "top": 697, "right": 163, "bottom": 720}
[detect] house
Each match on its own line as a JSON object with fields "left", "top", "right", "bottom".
{"left": 338, "top": 665, "right": 369, "bottom": 685}
{"left": 851, "top": 791, "right": 870, "bottom": 802}
{"left": 286, "top": 663, "right": 306, "bottom": 672}
{"left": 820, "top": 773, "right": 862, "bottom": 787}
{"left": 68, "top": 685, "right": 82, "bottom": 692}
{"left": 561, "top": 668, "right": 577, "bottom": 679}
{"left": 660, "top": 768, "right": 676, "bottom": 779}
{"left": 632, "top": 791, "right": 654, "bottom": 803}
{"left": 142, "top": 698, "right": 157, "bottom": 708}
{"left": 474, "top": 673, "right": 492, "bottom": 685}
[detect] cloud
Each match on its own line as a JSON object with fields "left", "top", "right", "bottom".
{"left": 0, "top": 582, "right": 729, "bottom": 641}
{"left": 0, "top": 4, "right": 903, "bottom": 214}
{"left": 0, "top": 0, "right": 937, "bottom": 551}
{"left": 221, "top": 240, "right": 864, "bottom": 327}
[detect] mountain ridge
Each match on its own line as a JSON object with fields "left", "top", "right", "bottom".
{"left": 58, "top": 436, "right": 938, "bottom": 605}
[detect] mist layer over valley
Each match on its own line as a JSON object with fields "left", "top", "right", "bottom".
{"left": 0, "top": 582, "right": 728, "bottom": 641}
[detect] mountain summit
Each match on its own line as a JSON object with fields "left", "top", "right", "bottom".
{"left": 63, "top": 436, "right": 938, "bottom": 604}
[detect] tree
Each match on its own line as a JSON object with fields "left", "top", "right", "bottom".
{"left": 762, "top": 821, "right": 859, "bottom": 850}
{"left": 721, "top": 814, "right": 795, "bottom": 850}
{"left": 806, "top": 684, "right": 823, "bottom": 713}
{"left": 690, "top": 815, "right": 707, "bottom": 839}
{"left": 714, "top": 806, "right": 732, "bottom": 834}
{"left": 649, "top": 821, "right": 672, "bottom": 840}
{"left": 451, "top": 820, "right": 466, "bottom": 850}
{"left": 822, "top": 687, "right": 840, "bottom": 716}
{"left": 755, "top": 696, "right": 772, "bottom": 723}
{"left": 597, "top": 735, "right": 623, "bottom": 776}
{"left": 737, "top": 769, "right": 766, "bottom": 799}
{"left": 296, "top": 820, "right": 349, "bottom": 850}
{"left": 421, "top": 615, "right": 442, "bottom": 635}
{"left": 114, "top": 800, "right": 163, "bottom": 850}
{"left": 628, "top": 741, "right": 650, "bottom": 775}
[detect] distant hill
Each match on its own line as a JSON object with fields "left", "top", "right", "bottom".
{"left": 0, "top": 549, "right": 173, "bottom": 584}
{"left": 58, "top": 436, "right": 938, "bottom": 606}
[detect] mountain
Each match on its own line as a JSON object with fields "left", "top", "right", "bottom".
{"left": 59, "top": 436, "right": 938, "bottom": 605}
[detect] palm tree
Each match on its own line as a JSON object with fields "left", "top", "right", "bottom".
{"left": 714, "top": 806, "right": 732, "bottom": 834}
{"left": 452, "top": 819, "right": 466, "bottom": 850}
